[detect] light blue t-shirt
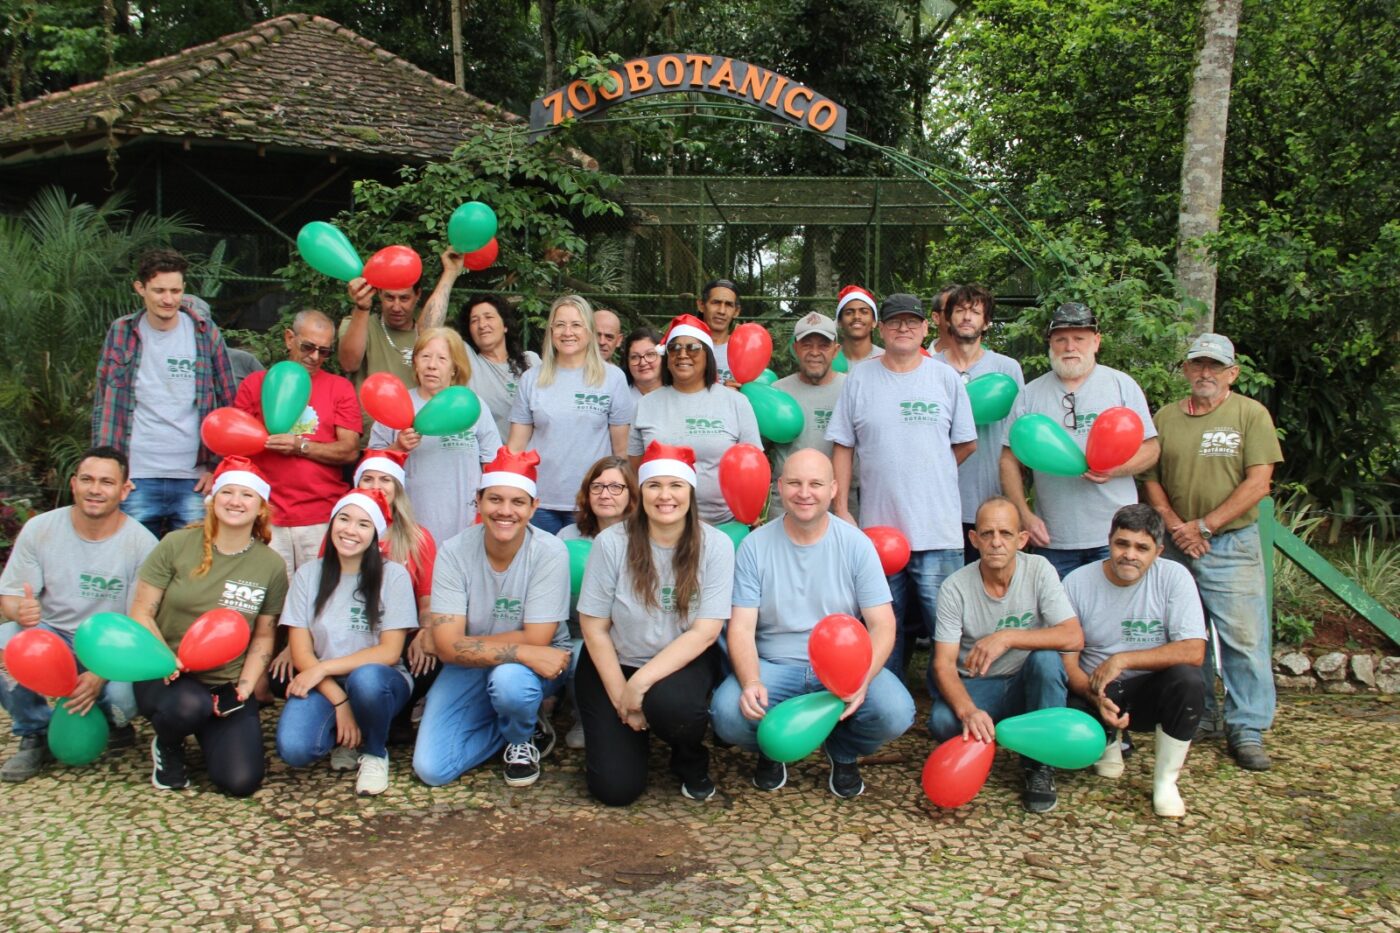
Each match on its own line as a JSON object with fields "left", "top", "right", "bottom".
{"left": 430, "top": 525, "right": 571, "bottom": 650}
{"left": 281, "top": 560, "right": 419, "bottom": 687}
{"left": 732, "top": 517, "right": 892, "bottom": 665}
{"left": 934, "top": 553, "right": 1075, "bottom": 679}
{"left": 826, "top": 356, "right": 977, "bottom": 551}
{"left": 937, "top": 350, "right": 1025, "bottom": 524}
{"left": 1064, "top": 558, "right": 1206, "bottom": 681}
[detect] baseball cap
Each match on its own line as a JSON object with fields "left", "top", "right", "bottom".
{"left": 880, "top": 293, "right": 924, "bottom": 321}
{"left": 1047, "top": 301, "right": 1099, "bottom": 334}
{"left": 792, "top": 312, "right": 838, "bottom": 342}
{"left": 1186, "top": 333, "right": 1236, "bottom": 366}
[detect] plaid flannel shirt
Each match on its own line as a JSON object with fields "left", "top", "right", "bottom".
{"left": 91, "top": 301, "right": 237, "bottom": 468}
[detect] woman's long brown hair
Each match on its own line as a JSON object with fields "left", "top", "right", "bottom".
{"left": 574, "top": 456, "right": 639, "bottom": 538}
{"left": 624, "top": 481, "right": 703, "bottom": 620}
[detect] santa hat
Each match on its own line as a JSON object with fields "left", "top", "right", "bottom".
{"left": 638, "top": 441, "right": 697, "bottom": 488}
{"left": 354, "top": 448, "right": 408, "bottom": 487}
{"left": 331, "top": 487, "right": 392, "bottom": 536}
{"left": 659, "top": 314, "right": 714, "bottom": 353}
{"left": 836, "top": 284, "right": 877, "bottom": 318}
{"left": 207, "top": 456, "right": 271, "bottom": 503}
{"left": 479, "top": 447, "right": 540, "bottom": 497}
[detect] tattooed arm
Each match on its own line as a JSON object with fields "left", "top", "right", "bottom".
{"left": 234, "top": 613, "right": 278, "bottom": 702}
{"left": 128, "top": 580, "right": 167, "bottom": 637}
{"left": 430, "top": 613, "right": 569, "bottom": 677}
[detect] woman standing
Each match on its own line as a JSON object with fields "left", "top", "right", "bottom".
{"left": 622, "top": 326, "right": 664, "bottom": 402}
{"left": 576, "top": 442, "right": 734, "bottom": 805}
{"left": 628, "top": 315, "right": 761, "bottom": 525}
{"left": 275, "top": 489, "right": 419, "bottom": 796}
{"left": 369, "top": 327, "right": 501, "bottom": 544}
{"left": 129, "top": 457, "right": 288, "bottom": 796}
{"left": 460, "top": 294, "right": 540, "bottom": 440}
{"left": 508, "top": 295, "right": 634, "bottom": 535}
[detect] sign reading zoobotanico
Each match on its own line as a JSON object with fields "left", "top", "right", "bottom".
{"left": 529, "top": 55, "right": 848, "bottom": 150}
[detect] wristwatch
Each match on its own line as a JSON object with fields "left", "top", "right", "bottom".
{"left": 299, "top": 438, "right": 310, "bottom": 455}
{"left": 1197, "top": 519, "right": 1213, "bottom": 540}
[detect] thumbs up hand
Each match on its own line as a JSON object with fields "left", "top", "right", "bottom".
{"left": 16, "top": 583, "right": 41, "bottom": 627}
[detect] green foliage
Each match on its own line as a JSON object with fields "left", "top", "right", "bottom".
{"left": 1274, "top": 612, "right": 1314, "bottom": 648}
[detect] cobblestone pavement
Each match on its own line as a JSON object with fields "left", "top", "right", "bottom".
{"left": 3, "top": 693, "right": 1397, "bottom": 932}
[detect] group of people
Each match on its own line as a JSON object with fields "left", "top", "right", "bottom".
{"left": 0, "top": 246, "right": 1283, "bottom": 819}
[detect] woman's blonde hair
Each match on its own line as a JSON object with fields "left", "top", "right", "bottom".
{"left": 414, "top": 327, "right": 473, "bottom": 387}
{"left": 190, "top": 498, "right": 274, "bottom": 578}
{"left": 377, "top": 474, "right": 429, "bottom": 567}
{"left": 539, "top": 294, "right": 605, "bottom": 388}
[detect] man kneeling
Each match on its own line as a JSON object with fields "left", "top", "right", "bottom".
{"left": 1062, "top": 504, "right": 1206, "bottom": 818}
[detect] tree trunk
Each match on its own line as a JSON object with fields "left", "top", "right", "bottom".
{"left": 1176, "top": 0, "right": 1243, "bottom": 334}
{"left": 540, "top": 0, "right": 558, "bottom": 90}
{"left": 450, "top": 0, "right": 465, "bottom": 89}
{"left": 810, "top": 225, "right": 835, "bottom": 298}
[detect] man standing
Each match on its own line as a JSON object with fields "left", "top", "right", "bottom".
{"left": 834, "top": 285, "right": 883, "bottom": 368}
{"left": 711, "top": 450, "right": 914, "bottom": 798}
{"left": 827, "top": 293, "right": 977, "bottom": 675}
{"left": 999, "top": 302, "right": 1160, "bottom": 579}
{"left": 928, "top": 496, "right": 1082, "bottom": 813}
{"left": 1141, "top": 333, "right": 1283, "bottom": 771}
{"left": 92, "top": 249, "right": 236, "bottom": 538}
{"left": 341, "top": 267, "right": 430, "bottom": 440}
{"left": 593, "top": 308, "right": 624, "bottom": 363}
{"left": 697, "top": 278, "right": 742, "bottom": 386}
{"left": 927, "top": 284, "right": 959, "bottom": 355}
{"left": 1062, "top": 504, "right": 1206, "bottom": 817}
{"left": 936, "top": 285, "right": 1025, "bottom": 563}
{"left": 234, "top": 310, "right": 361, "bottom": 576}
{"left": 0, "top": 447, "right": 157, "bottom": 781}
{"left": 768, "top": 312, "right": 846, "bottom": 520}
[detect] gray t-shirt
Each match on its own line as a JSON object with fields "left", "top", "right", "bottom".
{"left": 1006, "top": 364, "right": 1158, "bottom": 549}
{"left": 937, "top": 350, "right": 1026, "bottom": 524}
{"left": 627, "top": 385, "right": 763, "bottom": 524}
{"left": 577, "top": 522, "right": 733, "bottom": 668}
{"left": 368, "top": 387, "right": 502, "bottom": 544}
{"left": 281, "top": 560, "right": 419, "bottom": 687}
{"left": 826, "top": 357, "right": 977, "bottom": 550}
{"left": 1064, "top": 558, "right": 1207, "bottom": 680}
{"left": 0, "top": 509, "right": 157, "bottom": 634}
{"left": 844, "top": 345, "right": 885, "bottom": 367}
{"left": 431, "top": 525, "right": 571, "bottom": 650}
{"left": 467, "top": 346, "right": 540, "bottom": 441}
{"left": 767, "top": 373, "right": 846, "bottom": 518}
{"left": 934, "top": 553, "right": 1076, "bottom": 679}
{"left": 713, "top": 341, "right": 734, "bottom": 386}
{"left": 732, "top": 517, "right": 891, "bottom": 665}
{"left": 510, "top": 363, "right": 634, "bottom": 511}
{"left": 226, "top": 348, "right": 265, "bottom": 389}
{"left": 129, "top": 313, "right": 201, "bottom": 479}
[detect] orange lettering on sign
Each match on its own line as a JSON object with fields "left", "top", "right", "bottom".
{"left": 566, "top": 81, "right": 597, "bottom": 113}
{"left": 764, "top": 75, "right": 791, "bottom": 108}
{"left": 737, "top": 65, "right": 773, "bottom": 102}
{"left": 540, "top": 90, "right": 566, "bottom": 124}
{"left": 625, "top": 59, "right": 654, "bottom": 94}
{"left": 807, "top": 99, "right": 838, "bottom": 132}
{"left": 685, "top": 54, "right": 715, "bottom": 85}
{"left": 657, "top": 55, "right": 685, "bottom": 87}
{"left": 598, "top": 70, "right": 625, "bottom": 101}
{"left": 707, "top": 57, "right": 738, "bottom": 93}
{"left": 782, "top": 85, "right": 814, "bottom": 120}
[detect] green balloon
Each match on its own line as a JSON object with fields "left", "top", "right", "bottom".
{"left": 755, "top": 368, "right": 778, "bottom": 385}
{"left": 1008, "top": 414, "right": 1088, "bottom": 476}
{"left": 73, "top": 612, "right": 178, "bottom": 683}
{"left": 448, "top": 202, "right": 498, "bottom": 253}
{"left": 413, "top": 386, "right": 483, "bottom": 436}
{"left": 966, "top": 372, "right": 1019, "bottom": 425}
{"left": 262, "top": 361, "right": 312, "bottom": 435}
{"left": 296, "top": 221, "right": 363, "bottom": 281}
{"left": 832, "top": 350, "right": 849, "bottom": 374}
{"left": 739, "top": 383, "right": 804, "bottom": 444}
{"left": 715, "top": 521, "right": 750, "bottom": 550}
{"left": 757, "top": 691, "right": 845, "bottom": 763}
{"left": 48, "top": 698, "right": 110, "bottom": 766}
{"left": 994, "top": 708, "right": 1105, "bottom": 770}
{"left": 565, "top": 539, "right": 592, "bottom": 599}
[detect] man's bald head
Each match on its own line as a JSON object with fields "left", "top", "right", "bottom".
{"left": 594, "top": 308, "right": 623, "bottom": 360}
{"left": 781, "top": 447, "right": 834, "bottom": 484}
{"left": 778, "top": 448, "right": 837, "bottom": 525}
{"left": 974, "top": 495, "right": 1022, "bottom": 533}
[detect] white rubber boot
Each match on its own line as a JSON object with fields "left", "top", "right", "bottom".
{"left": 1094, "top": 729, "right": 1124, "bottom": 778}
{"left": 1153, "top": 725, "right": 1191, "bottom": 818}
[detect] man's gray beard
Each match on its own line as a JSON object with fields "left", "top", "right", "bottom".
{"left": 1051, "top": 354, "right": 1094, "bottom": 381}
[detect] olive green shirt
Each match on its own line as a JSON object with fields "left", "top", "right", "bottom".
{"left": 339, "top": 314, "right": 418, "bottom": 440}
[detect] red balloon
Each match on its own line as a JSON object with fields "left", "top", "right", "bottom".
{"left": 463, "top": 238, "right": 499, "bottom": 272}
{"left": 727, "top": 323, "right": 773, "bottom": 384}
{"left": 922, "top": 736, "right": 996, "bottom": 808}
{"left": 1085, "top": 406, "right": 1145, "bottom": 473}
{"left": 808, "top": 614, "right": 873, "bottom": 699}
{"left": 362, "top": 245, "right": 423, "bottom": 290}
{"left": 718, "top": 443, "right": 771, "bottom": 525}
{"left": 920, "top": 346, "right": 933, "bottom": 358}
{"left": 177, "top": 608, "right": 251, "bottom": 673}
{"left": 865, "top": 526, "right": 911, "bottom": 576}
{"left": 3, "top": 628, "right": 77, "bottom": 698}
{"left": 200, "top": 407, "right": 269, "bottom": 458}
{"left": 361, "top": 372, "right": 415, "bottom": 431}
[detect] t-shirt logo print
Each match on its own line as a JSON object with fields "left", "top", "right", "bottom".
{"left": 440, "top": 431, "right": 477, "bottom": 451}
{"left": 660, "top": 585, "right": 677, "bottom": 613}
{"left": 220, "top": 579, "right": 268, "bottom": 614}
{"left": 813, "top": 408, "right": 833, "bottom": 432}
{"left": 78, "top": 573, "right": 124, "bottom": 601}
{"left": 684, "top": 416, "right": 729, "bottom": 436}
{"left": 573, "top": 392, "right": 612, "bottom": 414}
{"left": 289, "top": 405, "right": 319, "bottom": 437}
{"left": 899, "top": 399, "right": 942, "bottom": 424}
{"left": 995, "top": 611, "right": 1034, "bottom": 631}
{"left": 1121, "top": 619, "right": 1164, "bottom": 645}
{"left": 348, "top": 605, "right": 370, "bottom": 633}
{"left": 166, "top": 357, "right": 196, "bottom": 380}
{"left": 492, "top": 597, "right": 523, "bottom": 626}
{"left": 1198, "top": 428, "right": 1242, "bottom": 458}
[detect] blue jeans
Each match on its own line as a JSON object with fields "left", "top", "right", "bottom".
{"left": 412, "top": 662, "right": 564, "bottom": 786}
{"left": 275, "top": 664, "right": 410, "bottom": 764}
{"left": 0, "top": 622, "right": 136, "bottom": 735}
{"left": 122, "top": 476, "right": 206, "bottom": 540}
{"left": 887, "top": 549, "right": 964, "bottom": 675}
{"left": 926, "top": 649, "right": 1069, "bottom": 741}
{"left": 1038, "top": 546, "right": 1110, "bottom": 580}
{"left": 1166, "top": 524, "right": 1274, "bottom": 746}
{"left": 529, "top": 508, "right": 574, "bottom": 535}
{"left": 711, "top": 660, "right": 915, "bottom": 764}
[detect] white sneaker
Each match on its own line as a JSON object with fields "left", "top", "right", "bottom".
{"left": 565, "top": 721, "right": 586, "bottom": 749}
{"left": 330, "top": 746, "right": 359, "bottom": 772}
{"left": 356, "top": 753, "right": 390, "bottom": 796}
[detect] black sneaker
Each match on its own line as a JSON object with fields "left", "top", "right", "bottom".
{"left": 150, "top": 736, "right": 189, "bottom": 790}
{"left": 1022, "top": 763, "right": 1057, "bottom": 813}
{"left": 502, "top": 742, "right": 541, "bottom": 787}
{"left": 826, "top": 749, "right": 865, "bottom": 799}
{"left": 532, "top": 716, "right": 557, "bottom": 759}
{"left": 108, "top": 723, "right": 137, "bottom": 751}
{"left": 752, "top": 754, "right": 788, "bottom": 792}
{"left": 680, "top": 773, "right": 716, "bottom": 801}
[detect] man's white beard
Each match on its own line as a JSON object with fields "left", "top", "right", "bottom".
{"left": 1051, "top": 353, "right": 1094, "bottom": 381}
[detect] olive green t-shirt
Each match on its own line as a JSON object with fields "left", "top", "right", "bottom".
{"left": 139, "top": 527, "right": 289, "bottom": 685}
{"left": 339, "top": 314, "right": 418, "bottom": 440}
{"left": 1139, "top": 393, "right": 1283, "bottom": 532}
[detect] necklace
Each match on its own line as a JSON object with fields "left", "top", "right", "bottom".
{"left": 380, "top": 315, "right": 415, "bottom": 367}
{"left": 214, "top": 537, "right": 255, "bottom": 557}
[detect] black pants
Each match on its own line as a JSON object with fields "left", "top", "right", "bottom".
{"left": 575, "top": 644, "right": 718, "bottom": 806}
{"left": 1070, "top": 664, "right": 1204, "bottom": 742}
{"left": 134, "top": 679, "right": 265, "bottom": 797}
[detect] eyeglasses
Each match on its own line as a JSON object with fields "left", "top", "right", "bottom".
{"left": 628, "top": 350, "right": 660, "bottom": 364}
{"left": 1061, "top": 392, "right": 1077, "bottom": 429}
{"left": 883, "top": 317, "right": 923, "bottom": 332}
{"left": 589, "top": 482, "right": 627, "bottom": 496}
{"left": 551, "top": 321, "right": 586, "bottom": 332}
{"left": 666, "top": 342, "right": 706, "bottom": 356}
{"left": 298, "top": 340, "right": 334, "bottom": 358}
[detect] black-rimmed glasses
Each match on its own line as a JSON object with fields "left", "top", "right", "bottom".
{"left": 1061, "top": 392, "right": 1077, "bottom": 429}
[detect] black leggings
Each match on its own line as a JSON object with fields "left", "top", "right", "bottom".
{"left": 1071, "top": 664, "right": 1205, "bottom": 742}
{"left": 575, "top": 644, "right": 719, "bottom": 807}
{"left": 134, "top": 679, "right": 265, "bottom": 797}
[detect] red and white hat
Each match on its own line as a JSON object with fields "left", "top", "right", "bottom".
{"left": 659, "top": 314, "right": 714, "bottom": 353}
{"left": 835, "top": 284, "right": 877, "bottom": 318}
{"left": 638, "top": 441, "right": 697, "bottom": 487}
{"left": 208, "top": 456, "right": 271, "bottom": 502}
{"left": 354, "top": 448, "right": 408, "bottom": 487}
{"left": 479, "top": 447, "right": 540, "bottom": 497}
{"left": 331, "top": 487, "right": 393, "bottom": 536}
